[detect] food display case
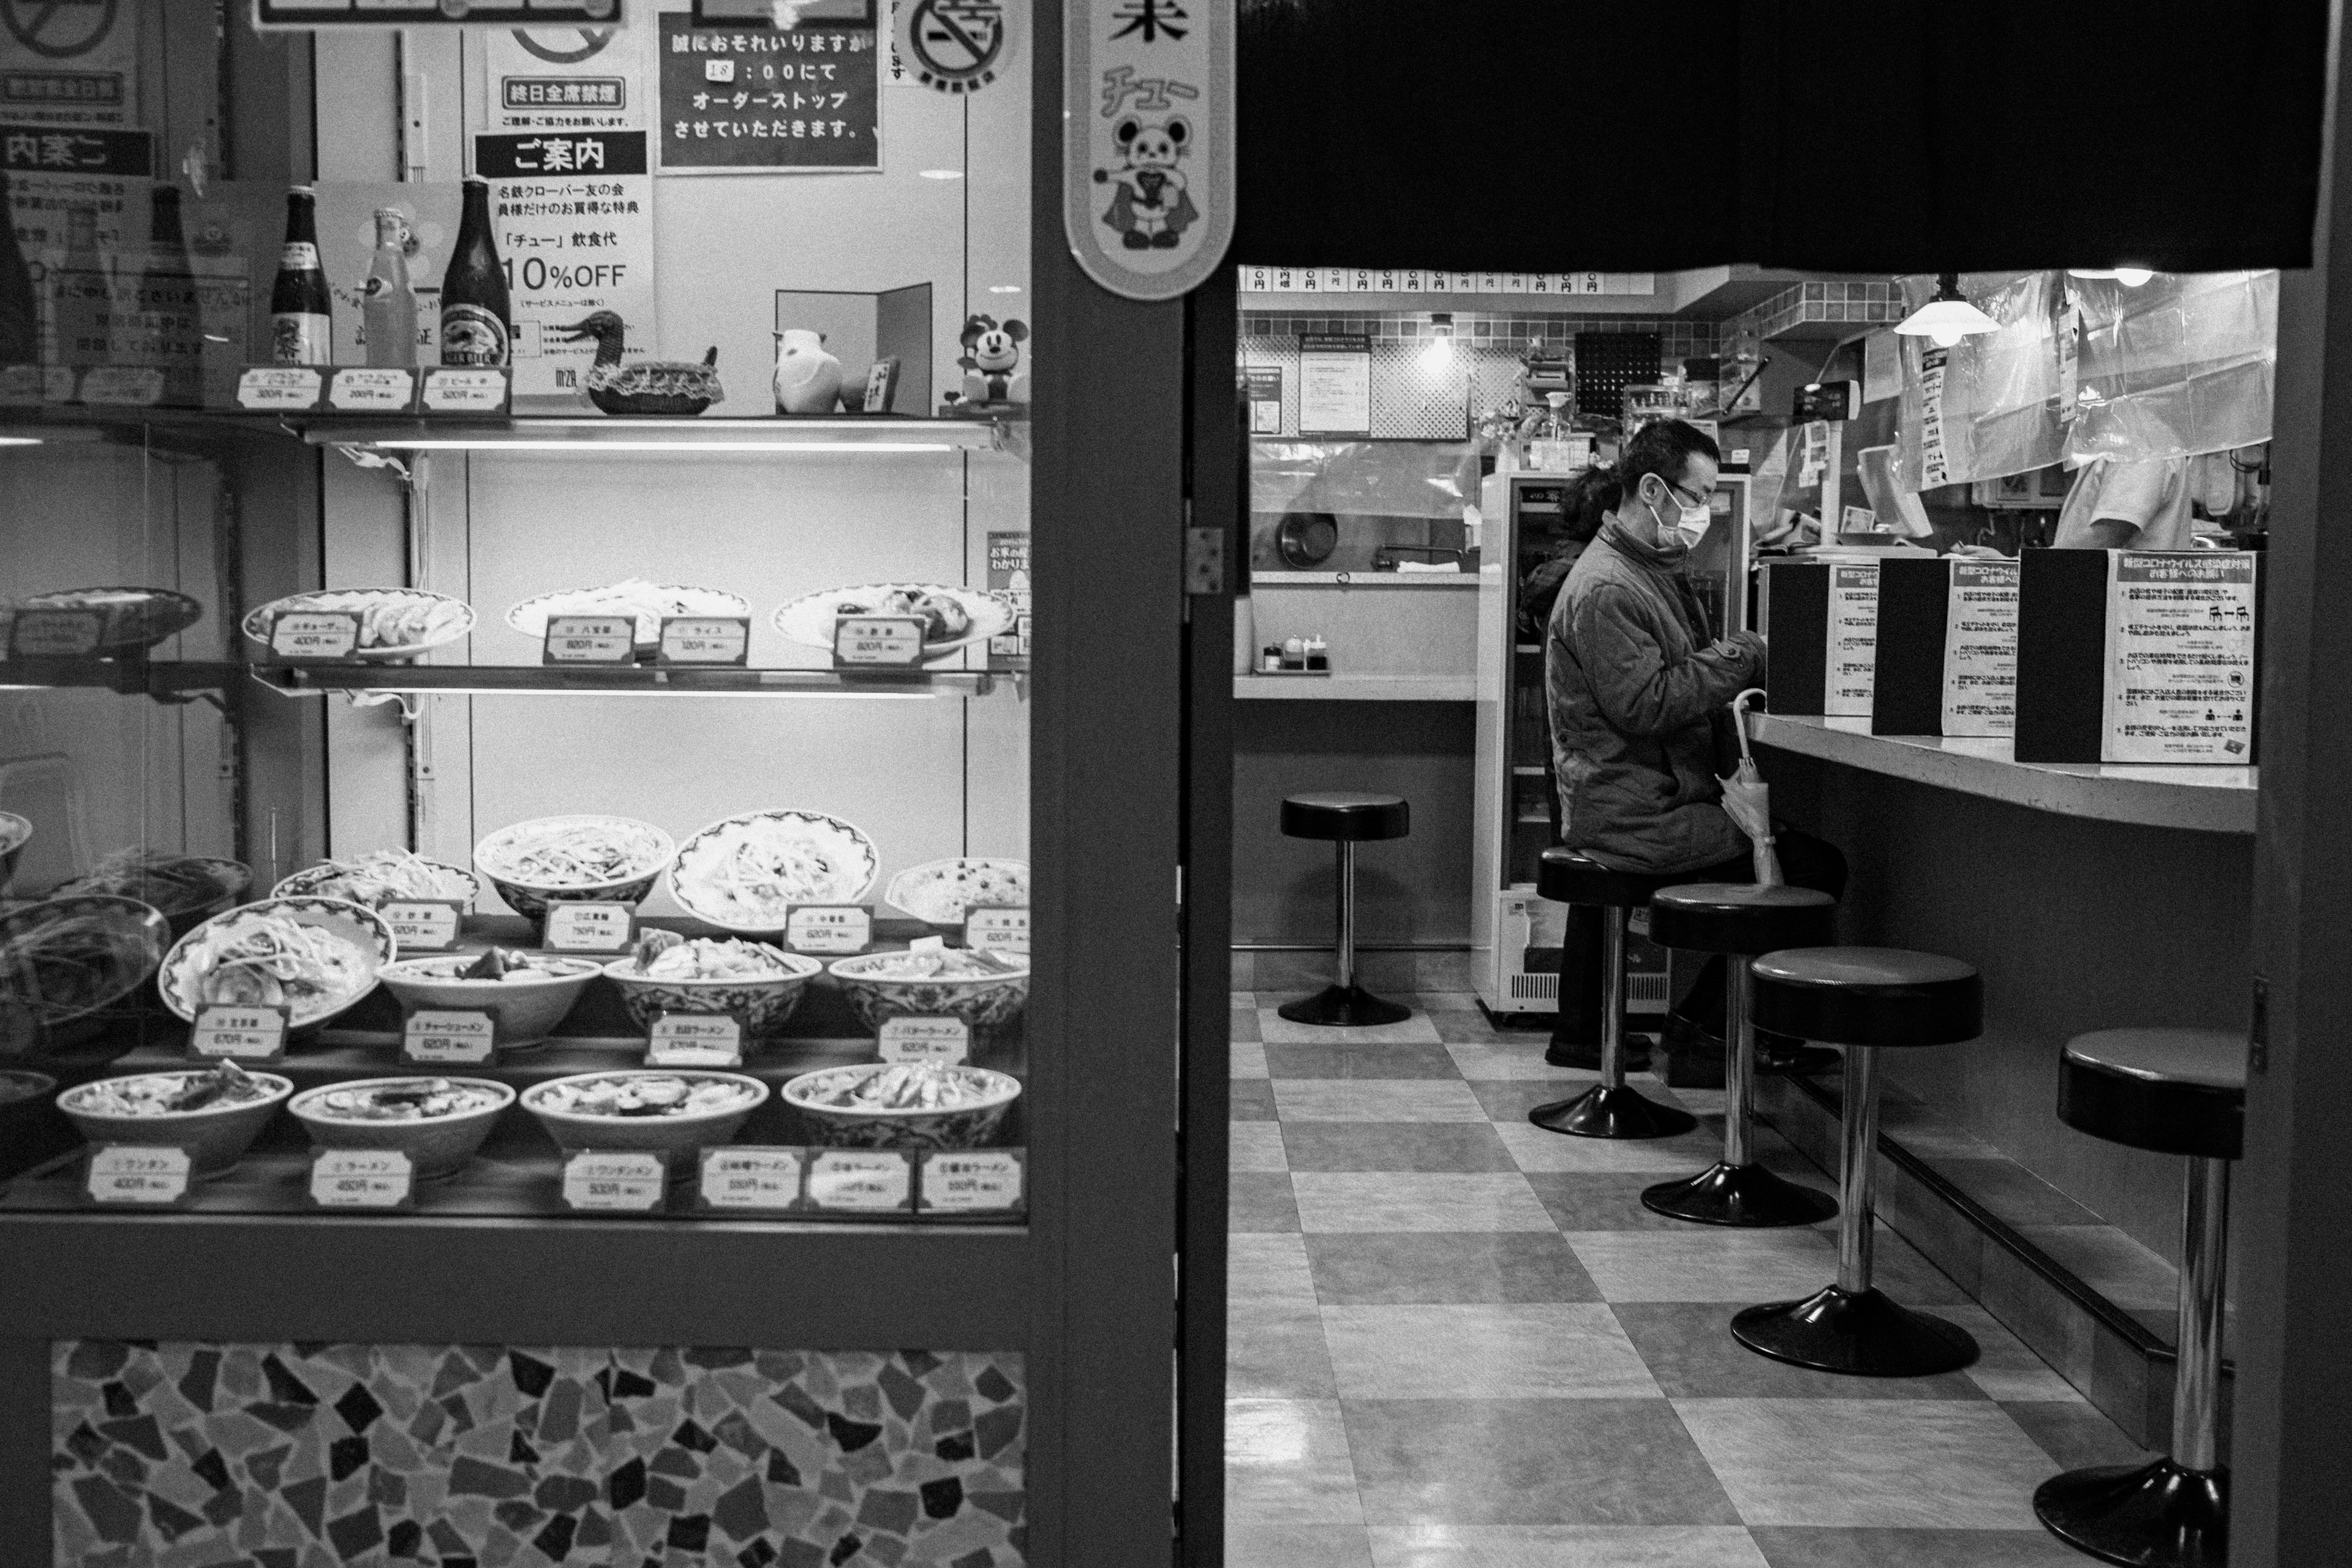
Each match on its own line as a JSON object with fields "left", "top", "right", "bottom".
{"left": 0, "top": 6, "right": 1185, "bottom": 1562}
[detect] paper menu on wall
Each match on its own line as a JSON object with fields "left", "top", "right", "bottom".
{"left": 2100, "top": 552, "right": 2256, "bottom": 764}
{"left": 1827, "top": 564, "right": 1879, "bottom": 717}
{"left": 1297, "top": 334, "right": 1372, "bottom": 435}
{"left": 1940, "top": 559, "right": 2019, "bottom": 736}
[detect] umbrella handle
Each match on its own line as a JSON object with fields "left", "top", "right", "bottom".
{"left": 1731, "top": 687, "right": 1766, "bottom": 767}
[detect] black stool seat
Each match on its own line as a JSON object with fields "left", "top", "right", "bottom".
{"left": 2059, "top": 1028, "right": 2245, "bottom": 1161}
{"left": 1753, "top": 947, "right": 1983, "bottom": 1048}
{"left": 1281, "top": 793, "right": 1409, "bottom": 842}
{"left": 1650, "top": 883, "right": 1836, "bottom": 956}
{"left": 1537, "top": 846, "right": 1687, "bottom": 908}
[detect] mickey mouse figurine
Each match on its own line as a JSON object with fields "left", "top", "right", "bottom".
{"left": 1094, "top": 114, "right": 1197, "bottom": 251}
{"left": 944, "top": 313, "right": 1029, "bottom": 415}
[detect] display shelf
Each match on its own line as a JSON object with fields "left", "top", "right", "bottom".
{"left": 1232, "top": 674, "right": 1475, "bottom": 701}
{"left": 301, "top": 415, "right": 1009, "bottom": 454}
{"left": 251, "top": 662, "right": 999, "bottom": 698}
{"left": 1746, "top": 712, "right": 2258, "bottom": 834}
{"left": 0, "top": 657, "right": 237, "bottom": 698}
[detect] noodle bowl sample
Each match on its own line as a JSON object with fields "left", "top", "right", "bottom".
{"left": 472, "top": 815, "right": 675, "bottom": 919}
{"left": 157, "top": 898, "right": 393, "bottom": 1030}
{"left": 668, "top": 810, "right": 877, "bottom": 933}
{"left": 274, "top": 849, "right": 475, "bottom": 908}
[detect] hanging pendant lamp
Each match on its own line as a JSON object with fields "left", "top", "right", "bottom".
{"left": 1895, "top": 273, "right": 2000, "bottom": 349}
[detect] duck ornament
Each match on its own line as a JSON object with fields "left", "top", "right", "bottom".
{"left": 556, "top": 311, "right": 725, "bottom": 417}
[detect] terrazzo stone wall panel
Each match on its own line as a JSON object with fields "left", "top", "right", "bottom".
{"left": 50, "top": 1341, "right": 1025, "bottom": 1568}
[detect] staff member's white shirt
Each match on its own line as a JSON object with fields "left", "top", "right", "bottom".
{"left": 2050, "top": 455, "right": 2240, "bottom": 551}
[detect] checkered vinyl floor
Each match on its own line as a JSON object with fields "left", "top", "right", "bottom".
{"left": 1225, "top": 992, "right": 2152, "bottom": 1568}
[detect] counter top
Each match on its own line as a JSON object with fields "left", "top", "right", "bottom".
{"left": 1746, "top": 714, "right": 2257, "bottom": 835}
{"left": 1234, "top": 674, "right": 1476, "bottom": 701}
{"left": 1250, "top": 570, "right": 1478, "bottom": 588}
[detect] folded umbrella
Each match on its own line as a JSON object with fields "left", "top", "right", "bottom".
{"left": 1719, "top": 687, "right": 1782, "bottom": 887}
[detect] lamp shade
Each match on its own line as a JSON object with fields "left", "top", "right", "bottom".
{"left": 1896, "top": 276, "right": 2000, "bottom": 347}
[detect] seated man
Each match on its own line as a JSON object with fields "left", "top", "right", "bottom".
{"left": 1545, "top": 418, "right": 1847, "bottom": 1084}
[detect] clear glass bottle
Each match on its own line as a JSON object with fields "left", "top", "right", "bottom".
{"left": 361, "top": 208, "right": 418, "bottom": 368}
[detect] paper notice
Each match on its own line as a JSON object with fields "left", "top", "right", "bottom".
{"left": 2100, "top": 552, "right": 2258, "bottom": 764}
{"left": 1297, "top": 334, "right": 1372, "bottom": 435}
{"left": 1827, "top": 564, "right": 1880, "bottom": 718}
{"left": 1940, "top": 559, "right": 2020, "bottom": 736}
{"left": 1918, "top": 347, "right": 1951, "bottom": 489}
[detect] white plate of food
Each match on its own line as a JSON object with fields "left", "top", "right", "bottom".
{"left": 772, "top": 583, "right": 1013, "bottom": 660}
{"left": 885, "top": 858, "right": 1030, "bottom": 925}
{"left": 157, "top": 897, "right": 394, "bottom": 1030}
{"left": 18, "top": 587, "right": 205, "bottom": 651}
{"left": 273, "top": 848, "right": 477, "bottom": 909}
{"left": 506, "top": 581, "right": 750, "bottom": 654}
{"left": 667, "top": 810, "right": 879, "bottom": 933}
{"left": 242, "top": 588, "right": 475, "bottom": 662}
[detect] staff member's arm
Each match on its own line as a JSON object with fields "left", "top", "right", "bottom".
{"left": 1572, "top": 586, "right": 1767, "bottom": 738}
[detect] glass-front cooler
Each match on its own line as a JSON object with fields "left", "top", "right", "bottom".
{"left": 0, "top": 5, "right": 1185, "bottom": 1563}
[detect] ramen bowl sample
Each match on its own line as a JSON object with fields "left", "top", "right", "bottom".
{"left": 601, "top": 935, "right": 822, "bottom": 1038}
{"left": 288, "top": 1076, "right": 514, "bottom": 1180}
{"left": 157, "top": 898, "right": 394, "bottom": 1031}
{"left": 666, "top": 809, "right": 878, "bottom": 934}
{"left": 243, "top": 588, "right": 474, "bottom": 662}
{"left": 58, "top": 1062, "right": 293, "bottom": 1174}
{"left": 885, "top": 858, "right": 1030, "bottom": 925}
{"left": 473, "top": 815, "right": 675, "bottom": 921}
{"left": 0, "top": 894, "right": 171, "bottom": 1050}
{"left": 826, "top": 945, "right": 1030, "bottom": 1033}
{"left": 521, "top": 1070, "right": 769, "bottom": 1164}
{"left": 55, "top": 852, "right": 252, "bottom": 940}
{"left": 377, "top": 950, "right": 603, "bottom": 1047}
{"left": 781, "top": 1062, "right": 1020, "bottom": 1151}
{"left": 273, "top": 850, "right": 477, "bottom": 910}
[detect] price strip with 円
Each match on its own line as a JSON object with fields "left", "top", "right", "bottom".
{"left": 786, "top": 905, "right": 871, "bottom": 955}
{"left": 326, "top": 368, "right": 419, "bottom": 413}
{"left": 236, "top": 366, "right": 325, "bottom": 410}
{"left": 270, "top": 611, "right": 361, "bottom": 662}
{"left": 965, "top": 907, "right": 1030, "bottom": 957}
{"left": 560, "top": 1150, "right": 668, "bottom": 1213}
{"left": 646, "top": 1012, "right": 744, "bottom": 1068}
{"left": 697, "top": 1147, "right": 804, "bottom": 1212}
{"left": 188, "top": 1005, "right": 288, "bottom": 1061}
{"left": 420, "top": 367, "right": 511, "bottom": 414}
{"left": 307, "top": 1149, "right": 416, "bottom": 1210}
{"left": 656, "top": 616, "right": 751, "bottom": 666}
{"left": 543, "top": 902, "right": 633, "bottom": 952}
{"left": 10, "top": 609, "right": 103, "bottom": 658}
{"left": 878, "top": 1016, "right": 970, "bottom": 1065}
{"left": 401, "top": 1009, "right": 498, "bottom": 1066}
{"left": 806, "top": 1149, "right": 916, "bottom": 1213}
{"left": 834, "top": 615, "right": 927, "bottom": 668}
{"left": 543, "top": 615, "right": 636, "bottom": 665}
{"left": 382, "top": 899, "right": 466, "bottom": 951}
{"left": 919, "top": 1148, "right": 1025, "bottom": 1216}
{"left": 85, "top": 1146, "right": 195, "bottom": 1207}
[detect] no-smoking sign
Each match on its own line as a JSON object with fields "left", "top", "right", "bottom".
{"left": 894, "top": 0, "right": 1012, "bottom": 95}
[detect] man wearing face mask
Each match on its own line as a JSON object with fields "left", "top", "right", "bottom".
{"left": 1545, "top": 418, "right": 1847, "bottom": 1084}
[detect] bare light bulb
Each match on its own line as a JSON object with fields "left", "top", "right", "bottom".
{"left": 1420, "top": 333, "right": 1453, "bottom": 369}
{"left": 1929, "top": 325, "right": 1969, "bottom": 349}
{"left": 2113, "top": 268, "right": 2154, "bottom": 287}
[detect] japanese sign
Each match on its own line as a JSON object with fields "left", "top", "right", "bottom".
{"left": 477, "top": 130, "right": 657, "bottom": 400}
{"left": 254, "top": 1, "right": 619, "bottom": 28}
{"left": 657, "top": 14, "right": 879, "bottom": 173}
{"left": 986, "top": 530, "right": 1030, "bottom": 671}
{"left": 1296, "top": 334, "right": 1370, "bottom": 437}
{"left": 1940, "top": 558, "right": 2019, "bottom": 737}
{"left": 489, "top": 26, "right": 640, "bottom": 134}
{"left": 1238, "top": 266, "right": 1657, "bottom": 297}
{"left": 1, "top": 0, "right": 139, "bottom": 127}
{"left": 2100, "top": 552, "right": 2257, "bottom": 764}
{"left": 1064, "top": 0, "right": 1232, "bottom": 301}
{"left": 1827, "top": 563, "right": 1879, "bottom": 718}
{"left": 892, "top": 0, "right": 1014, "bottom": 96}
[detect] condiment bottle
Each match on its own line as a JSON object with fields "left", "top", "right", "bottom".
{"left": 1282, "top": 636, "right": 1306, "bottom": 671}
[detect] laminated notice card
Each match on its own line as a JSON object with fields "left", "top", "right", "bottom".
{"left": 1297, "top": 334, "right": 1373, "bottom": 436}
{"left": 1941, "top": 559, "right": 2020, "bottom": 736}
{"left": 1827, "top": 564, "right": 1879, "bottom": 718}
{"left": 2100, "top": 552, "right": 2258, "bottom": 763}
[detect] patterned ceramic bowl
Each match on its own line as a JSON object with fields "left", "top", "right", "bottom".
{"left": 600, "top": 947, "right": 823, "bottom": 1038}
{"left": 273, "top": 858, "right": 479, "bottom": 910}
{"left": 781, "top": 1063, "right": 1021, "bottom": 1151}
{"left": 521, "top": 1070, "right": 769, "bottom": 1164}
{"left": 58, "top": 1068, "right": 294, "bottom": 1174}
{"left": 288, "top": 1076, "right": 516, "bottom": 1180}
{"left": 377, "top": 956, "right": 603, "bottom": 1048}
{"left": 472, "top": 815, "right": 675, "bottom": 921}
{"left": 825, "top": 951, "right": 1030, "bottom": 1033}
{"left": 156, "top": 897, "right": 394, "bottom": 1033}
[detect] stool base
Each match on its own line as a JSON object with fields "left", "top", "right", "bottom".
{"left": 1528, "top": 1084, "right": 1698, "bottom": 1140}
{"left": 1757, "top": 1041, "right": 1842, "bottom": 1076}
{"left": 1732, "top": 1285, "right": 1978, "bottom": 1377}
{"left": 1277, "top": 984, "right": 1412, "bottom": 1028}
{"left": 1642, "top": 1161, "right": 1839, "bottom": 1227}
{"left": 2034, "top": 1458, "right": 2226, "bottom": 1568}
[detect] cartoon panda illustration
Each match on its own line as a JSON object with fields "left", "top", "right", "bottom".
{"left": 1094, "top": 115, "right": 1197, "bottom": 251}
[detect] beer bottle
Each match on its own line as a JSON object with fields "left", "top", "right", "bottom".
{"left": 439, "top": 176, "right": 510, "bottom": 367}
{"left": 270, "top": 185, "right": 332, "bottom": 364}
{"left": 361, "top": 208, "right": 419, "bottom": 368}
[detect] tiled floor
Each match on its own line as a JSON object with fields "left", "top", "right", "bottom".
{"left": 1226, "top": 992, "right": 2154, "bottom": 1567}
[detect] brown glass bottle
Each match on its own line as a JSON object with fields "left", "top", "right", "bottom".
{"left": 439, "top": 176, "right": 511, "bottom": 367}
{"left": 270, "top": 185, "right": 332, "bottom": 364}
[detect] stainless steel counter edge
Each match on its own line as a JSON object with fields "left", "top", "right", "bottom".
{"left": 1746, "top": 713, "right": 2258, "bottom": 834}
{"left": 1232, "top": 676, "right": 1476, "bottom": 701}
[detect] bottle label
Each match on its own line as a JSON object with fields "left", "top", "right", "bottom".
{"left": 271, "top": 314, "right": 331, "bottom": 365}
{"left": 280, "top": 241, "right": 320, "bottom": 272}
{"left": 440, "top": 303, "right": 510, "bottom": 367}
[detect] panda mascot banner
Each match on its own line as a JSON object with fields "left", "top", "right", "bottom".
{"left": 1064, "top": 0, "right": 1235, "bottom": 301}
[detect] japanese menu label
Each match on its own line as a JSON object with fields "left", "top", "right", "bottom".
{"left": 382, "top": 899, "right": 465, "bottom": 951}
{"left": 2100, "top": 552, "right": 2258, "bottom": 764}
{"left": 1827, "top": 564, "right": 1879, "bottom": 718}
{"left": 785, "top": 905, "right": 871, "bottom": 954}
{"left": 188, "top": 1005, "right": 288, "bottom": 1062}
{"left": 475, "top": 129, "right": 657, "bottom": 402}
{"left": 401, "top": 1010, "right": 497, "bottom": 1066}
{"left": 307, "top": 1150, "right": 415, "bottom": 1210}
{"left": 10, "top": 609, "right": 102, "bottom": 657}
{"left": 420, "top": 368, "right": 510, "bottom": 413}
{"left": 236, "top": 366, "right": 325, "bottom": 409}
{"left": 543, "top": 903, "right": 633, "bottom": 952}
{"left": 986, "top": 532, "right": 1031, "bottom": 671}
{"left": 658, "top": 16, "right": 880, "bottom": 173}
{"left": 878, "top": 1016, "right": 970, "bottom": 1065}
{"left": 834, "top": 615, "right": 925, "bottom": 666}
{"left": 918, "top": 1149, "right": 1024, "bottom": 1215}
{"left": 696, "top": 1147, "right": 803, "bottom": 1212}
{"left": 560, "top": 1150, "right": 667, "bottom": 1212}
{"left": 326, "top": 368, "right": 418, "bottom": 413}
{"left": 1297, "top": 334, "right": 1371, "bottom": 436}
{"left": 270, "top": 612, "right": 360, "bottom": 662}
{"left": 544, "top": 615, "right": 636, "bottom": 664}
{"left": 656, "top": 616, "right": 750, "bottom": 665}
{"left": 646, "top": 1012, "right": 744, "bottom": 1068}
{"left": 1940, "top": 559, "right": 2019, "bottom": 737}
{"left": 806, "top": 1149, "right": 915, "bottom": 1213}
{"left": 85, "top": 1146, "right": 192, "bottom": 1207}
{"left": 964, "top": 907, "right": 1030, "bottom": 957}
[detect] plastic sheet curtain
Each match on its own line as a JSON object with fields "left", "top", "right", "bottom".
{"left": 1248, "top": 440, "right": 1478, "bottom": 520}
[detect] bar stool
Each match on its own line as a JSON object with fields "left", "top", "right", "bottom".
{"left": 1642, "top": 884, "right": 1840, "bottom": 1226}
{"left": 1276, "top": 792, "right": 1411, "bottom": 1027}
{"left": 1526, "top": 848, "right": 1697, "bottom": 1140}
{"left": 2034, "top": 1028, "right": 2242, "bottom": 1568}
{"left": 1732, "top": 947, "right": 1983, "bottom": 1374}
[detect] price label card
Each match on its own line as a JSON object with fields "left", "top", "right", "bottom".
{"left": 560, "top": 1150, "right": 668, "bottom": 1212}
{"left": 187, "top": 1005, "right": 288, "bottom": 1061}
{"left": 307, "top": 1148, "right": 415, "bottom": 1209}
{"left": 786, "top": 905, "right": 872, "bottom": 954}
{"left": 543, "top": 902, "right": 633, "bottom": 952}
{"left": 236, "top": 366, "right": 326, "bottom": 410}
{"left": 918, "top": 1148, "right": 1025, "bottom": 1215}
{"left": 805, "top": 1149, "right": 916, "bottom": 1213}
{"left": 420, "top": 366, "right": 510, "bottom": 413}
{"left": 327, "top": 367, "right": 419, "bottom": 413}
{"left": 647, "top": 1011, "right": 744, "bottom": 1068}
{"left": 696, "top": 1147, "right": 804, "bottom": 1212}
{"left": 269, "top": 611, "right": 361, "bottom": 662}
{"left": 85, "top": 1145, "right": 194, "bottom": 1207}
{"left": 964, "top": 907, "right": 1030, "bottom": 958}
{"left": 401, "top": 1009, "right": 497, "bottom": 1065}
{"left": 543, "top": 615, "right": 636, "bottom": 665}
{"left": 10, "top": 609, "right": 104, "bottom": 658}
{"left": 383, "top": 899, "right": 466, "bottom": 951}
{"left": 81, "top": 367, "right": 167, "bottom": 407}
{"left": 833, "top": 615, "right": 927, "bottom": 667}
{"left": 877, "top": 1016, "right": 970, "bottom": 1065}
{"left": 656, "top": 616, "right": 751, "bottom": 666}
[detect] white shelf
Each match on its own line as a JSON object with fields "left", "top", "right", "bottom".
{"left": 1233, "top": 674, "right": 1475, "bottom": 702}
{"left": 1746, "top": 714, "right": 2257, "bottom": 835}
{"left": 1251, "top": 570, "right": 1476, "bottom": 588}
{"left": 302, "top": 415, "right": 1005, "bottom": 454}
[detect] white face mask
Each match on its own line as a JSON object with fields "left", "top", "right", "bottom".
{"left": 1647, "top": 478, "right": 1712, "bottom": 543}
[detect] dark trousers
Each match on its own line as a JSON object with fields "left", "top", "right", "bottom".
{"left": 1549, "top": 826, "right": 1849, "bottom": 1046}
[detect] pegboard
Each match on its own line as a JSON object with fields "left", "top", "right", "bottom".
{"left": 1575, "top": 332, "right": 1661, "bottom": 419}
